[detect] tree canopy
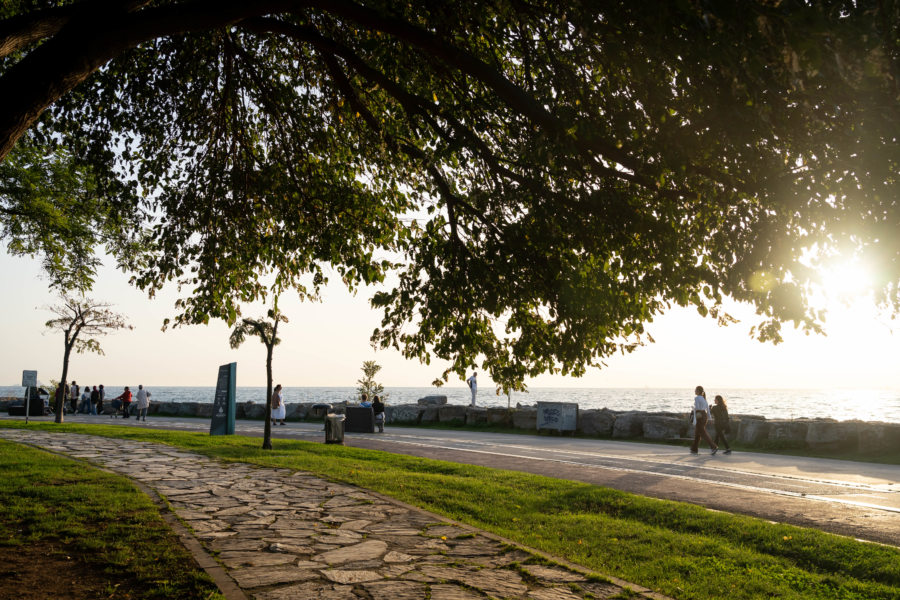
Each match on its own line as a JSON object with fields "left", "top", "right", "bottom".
{"left": 1, "top": 1, "right": 898, "bottom": 386}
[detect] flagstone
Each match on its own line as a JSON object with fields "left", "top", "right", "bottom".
{"left": 429, "top": 584, "right": 485, "bottom": 600}
{"left": 521, "top": 564, "right": 587, "bottom": 583}
{"left": 229, "top": 566, "right": 319, "bottom": 588}
{"left": 362, "top": 580, "right": 428, "bottom": 600}
{"left": 321, "top": 569, "right": 383, "bottom": 584}
{"left": 217, "top": 551, "right": 299, "bottom": 568}
{"left": 316, "top": 540, "right": 388, "bottom": 565}
{"left": 251, "top": 581, "right": 356, "bottom": 600}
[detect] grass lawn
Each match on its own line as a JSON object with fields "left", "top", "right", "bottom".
{"left": 2, "top": 421, "right": 898, "bottom": 600}
{"left": 0, "top": 438, "right": 222, "bottom": 600}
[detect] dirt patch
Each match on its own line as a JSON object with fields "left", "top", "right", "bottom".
{"left": 0, "top": 541, "right": 140, "bottom": 600}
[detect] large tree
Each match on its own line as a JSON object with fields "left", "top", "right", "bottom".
{"left": 2, "top": 1, "right": 899, "bottom": 386}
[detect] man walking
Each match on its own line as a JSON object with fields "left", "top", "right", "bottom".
{"left": 134, "top": 385, "right": 151, "bottom": 422}
{"left": 466, "top": 372, "right": 478, "bottom": 407}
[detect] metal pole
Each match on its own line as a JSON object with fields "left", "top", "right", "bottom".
{"left": 24, "top": 386, "right": 30, "bottom": 424}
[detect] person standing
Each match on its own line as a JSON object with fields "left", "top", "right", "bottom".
{"left": 112, "top": 386, "right": 133, "bottom": 418}
{"left": 80, "top": 387, "right": 91, "bottom": 413}
{"left": 271, "top": 384, "right": 286, "bottom": 426}
{"left": 90, "top": 386, "right": 100, "bottom": 415}
{"left": 466, "top": 372, "right": 478, "bottom": 406}
{"left": 372, "top": 395, "right": 385, "bottom": 433}
{"left": 134, "top": 385, "right": 151, "bottom": 422}
{"left": 69, "top": 381, "right": 79, "bottom": 414}
{"left": 690, "top": 385, "right": 718, "bottom": 455}
{"left": 98, "top": 384, "right": 105, "bottom": 414}
{"left": 710, "top": 395, "right": 732, "bottom": 454}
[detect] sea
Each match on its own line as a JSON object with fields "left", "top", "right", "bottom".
{"left": 2, "top": 386, "right": 898, "bottom": 424}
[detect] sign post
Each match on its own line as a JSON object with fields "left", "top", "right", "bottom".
{"left": 210, "top": 363, "right": 236, "bottom": 435}
{"left": 22, "top": 370, "right": 37, "bottom": 424}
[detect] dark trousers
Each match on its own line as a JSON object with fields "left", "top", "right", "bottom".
{"left": 714, "top": 426, "right": 731, "bottom": 450}
{"left": 691, "top": 411, "right": 717, "bottom": 452}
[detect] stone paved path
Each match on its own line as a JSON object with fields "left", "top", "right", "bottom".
{"left": 1, "top": 430, "right": 668, "bottom": 600}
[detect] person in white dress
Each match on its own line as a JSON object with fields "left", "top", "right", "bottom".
{"left": 271, "top": 384, "right": 286, "bottom": 426}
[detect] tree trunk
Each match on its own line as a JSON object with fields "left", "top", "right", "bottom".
{"left": 55, "top": 340, "right": 71, "bottom": 423}
{"left": 262, "top": 343, "right": 273, "bottom": 450}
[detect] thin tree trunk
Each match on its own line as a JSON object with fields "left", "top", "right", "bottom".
{"left": 262, "top": 343, "right": 273, "bottom": 450}
{"left": 55, "top": 341, "right": 71, "bottom": 423}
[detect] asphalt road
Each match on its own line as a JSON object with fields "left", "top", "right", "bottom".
{"left": 7, "top": 413, "right": 899, "bottom": 546}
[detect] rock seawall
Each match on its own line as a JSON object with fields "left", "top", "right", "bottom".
{"left": 3, "top": 397, "right": 897, "bottom": 454}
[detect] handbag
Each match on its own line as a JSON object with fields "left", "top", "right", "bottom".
{"left": 689, "top": 409, "right": 696, "bottom": 426}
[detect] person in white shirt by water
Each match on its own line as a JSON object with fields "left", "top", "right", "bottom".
{"left": 690, "top": 385, "right": 718, "bottom": 455}
{"left": 466, "top": 372, "right": 478, "bottom": 407}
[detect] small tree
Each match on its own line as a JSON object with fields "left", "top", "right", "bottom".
{"left": 44, "top": 295, "right": 131, "bottom": 423}
{"left": 356, "top": 361, "right": 388, "bottom": 401}
{"left": 229, "top": 305, "right": 287, "bottom": 450}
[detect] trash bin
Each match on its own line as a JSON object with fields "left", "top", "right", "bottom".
{"left": 310, "top": 403, "right": 332, "bottom": 420}
{"left": 324, "top": 413, "right": 345, "bottom": 445}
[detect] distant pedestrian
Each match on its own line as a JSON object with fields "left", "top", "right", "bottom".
{"left": 69, "top": 381, "right": 79, "bottom": 414}
{"left": 112, "top": 386, "right": 132, "bottom": 419}
{"left": 372, "top": 395, "right": 385, "bottom": 433}
{"left": 80, "top": 387, "right": 91, "bottom": 413}
{"left": 690, "top": 385, "right": 718, "bottom": 455}
{"left": 466, "top": 372, "right": 477, "bottom": 406}
{"left": 271, "top": 384, "right": 286, "bottom": 426}
{"left": 134, "top": 385, "right": 151, "bottom": 422}
{"left": 710, "top": 395, "right": 732, "bottom": 454}
{"left": 90, "top": 386, "right": 100, "bottom": 415}
{"left": 98, "top": 384, "right": 105, "bottom": 414}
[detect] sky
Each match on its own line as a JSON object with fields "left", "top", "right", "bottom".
{"left": 1, "top": 249, "right": 897, "bottom": 391}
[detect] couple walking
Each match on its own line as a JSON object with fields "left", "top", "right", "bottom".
{"left": 691, "top": 385, "right": 731, "bottom": 455}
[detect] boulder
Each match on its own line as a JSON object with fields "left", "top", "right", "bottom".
{"left": 417, "top": 395, "right": 448, "bottom": 406}
{"left": 858, "top": 423, "right": 900, "bottom": 454}
{"left": 577, "top": 409, "right": 616, "bottom": 437}
{"left": 466, "top": 406, "right": 488, "bottom": 425}
{"left": 244, "top": 402, "right": 267, "bottom": 420}
{"left": 286, "top": 403, "right": 307, "bottom": 420}
{"left": 643, "top": 415, "right": 687, "bottom": 440}
{"left": 439, "top": 405, "right": 468, "bottom": 424}
{"left": 612, "top": 412, "right": 643, "bottom": 438}
{"left": 512, "top": 408, "right": 537, "bottom": 430}
{"left": 486, "top": 407, "right": 513, "bottom": 426}
{"left": 387, "top": 404, "right": 421, "bottom": 424}
{"left": 767, "top": 420, "right": 808, "bottom": 446}
{"left": 805, "top": 420, "right": 858, "bottom": 450}
{"left": 420, "top": 406, "right": 439, "bottom": 424}
{"left": 736, "top": 418, "right": 768, "bottom": 445}
{"left": 177, "top": 401, "right": 201, "bottom": 417}
{"left": 195, "top": 403, "right": 214, "bottom": 418}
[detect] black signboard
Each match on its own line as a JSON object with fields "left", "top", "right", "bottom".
{"left": 210, "top": 362, "right": 236, "bottom": 435}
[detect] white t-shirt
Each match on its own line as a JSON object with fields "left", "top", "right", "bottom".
{"left": 467, "top": 376, "right": 477, "bottom": 393}
{"left": 693, "top": 394, "right": 709, "bottom": 413}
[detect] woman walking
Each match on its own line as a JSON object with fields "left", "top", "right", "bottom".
{"left": 690, "top": 385, "right": 718, "bottom": 455}
{"left": 710, "top": 395, "right": 732, "bottom": 454}
{"left": 271, "top": 384, "right": 286, "bottom": 426}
